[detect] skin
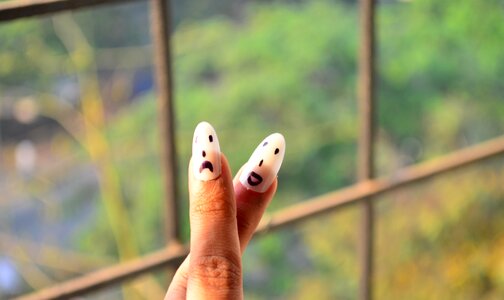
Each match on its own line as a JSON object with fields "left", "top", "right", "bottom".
{"left": 165, "top": 154, "right": 277, "bottom": 300}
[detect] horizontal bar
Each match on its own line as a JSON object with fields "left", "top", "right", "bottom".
{"left": 0, "top": 0, "right": 140, "bottom": 23}
{"left": 16, "top": 134, "right": 504, "bottom": 299}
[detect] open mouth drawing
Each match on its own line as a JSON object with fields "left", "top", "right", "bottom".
{"left": 247, "top": 171, "right": 263, "bottom": 186}
{"left": 199, "top": 161, "right": 214, "bottom": 173}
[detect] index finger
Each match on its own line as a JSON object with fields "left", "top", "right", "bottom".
{"left": 234, "top": 132, "right": 285, "bottom": 250}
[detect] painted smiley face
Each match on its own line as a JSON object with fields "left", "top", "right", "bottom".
{"left": 240, "top": 133, "right": 285, "bottom": 193}
{"left": 196, "top": 135, "right": 215, "bottom": 173}
{"left": 192, "top": 122, "right": 221, "bottom": 181}
{"left": 246, "top": 144, "right": 281, "bottom": 186}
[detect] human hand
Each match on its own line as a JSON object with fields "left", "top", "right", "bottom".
{"left": 165, "top": 122, "right": 285, "bottom": 300}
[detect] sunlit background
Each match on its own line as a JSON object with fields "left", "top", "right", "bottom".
{"left": 1, "top": 0, "right": 504, "bottom": 298}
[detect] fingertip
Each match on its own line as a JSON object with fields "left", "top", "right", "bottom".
{"left": 192, "top": 121, "right": 222, "bottom": 181}
{"left": 238, "top": 133, "right": 286, "bottom": 193}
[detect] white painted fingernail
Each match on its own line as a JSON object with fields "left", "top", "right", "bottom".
{"left": 192, "top": 121, "right": 221, "bottom": 181}
{"left": 239, "top": 133, "right": 285, "bottom": 193}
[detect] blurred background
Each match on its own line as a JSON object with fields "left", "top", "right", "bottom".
{"left": 1, "top": 0, "right": 504, "bottom": 298}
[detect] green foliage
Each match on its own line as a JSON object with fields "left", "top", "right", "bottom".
{"left": 378, "top": 0, "right": 504, "bottom": 150}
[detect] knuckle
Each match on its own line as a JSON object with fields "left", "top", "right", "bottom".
{"left": 191, "top": 254, "right": 242, "bottom": 289}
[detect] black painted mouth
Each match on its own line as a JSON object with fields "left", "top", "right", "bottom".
{"left": 199, "top": 161, "right": 214, "bottom": 173}
{"left": 247, "top": 171, "right": 263, "bottom": 186}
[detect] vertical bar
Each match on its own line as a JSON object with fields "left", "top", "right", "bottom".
{"left": 357, "top": 0, "right": 376, "bottom": 299}
{"left": 149, "top": 0, "right": 181, "bottom": 245}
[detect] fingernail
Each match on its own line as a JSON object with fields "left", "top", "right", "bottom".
{"left": 239, "top": 133, "right": 285, "bottom": 193}
{"left": 192, "top": 121, "right": 221, "bottom": 181}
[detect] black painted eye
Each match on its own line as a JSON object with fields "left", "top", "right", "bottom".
{"left": 263, "top": 141, "right": 268, "bottom": 146}
{"left": 274, "top": 148, "right": 279, "bottom": 155}
{"left": 259, "top": 159, "right": 263, "bottom": 167}
{"left": 202, "top": 150, "right": 206, "bottom": 157}
{"left": 209, "top": 135, "right": 213, "bottom": 142}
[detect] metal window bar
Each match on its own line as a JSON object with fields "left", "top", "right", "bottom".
{"left": 149, "top": 0, "right": 181, "bottom": 246}
{"left": 0, "top": 0, "right": 502, "bottom": 299}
